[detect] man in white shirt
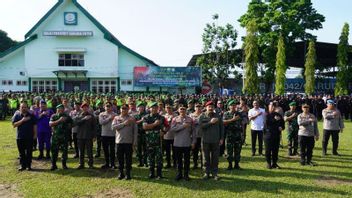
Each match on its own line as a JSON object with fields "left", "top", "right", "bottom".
{"left": 248, "top": 100, "right": 266, "bottom": 156}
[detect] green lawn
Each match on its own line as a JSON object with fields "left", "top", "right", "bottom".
{"left": 0, "top": 120, "right": 351, "bottom": 198}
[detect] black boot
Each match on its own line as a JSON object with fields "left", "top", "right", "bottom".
{"left": 175, "top": 171, "right": 183, "bottom": 181}
{"left": 62, "top": 160, "right": 68, "bottom": 169}
{"left": 184, "top": 171, "right": 190, "bottom": 181}
{"left": 51, "top": 158, "right": 57, "bottom": 171}
{"left": 46, "top": 150, "right": 51, "bottom": 160}
{"left": 138, "top": 161, "right": 144, "bottom": 167}
{"left": 125, "top": 170, "right": 131, "bottom": 180}
{"left": 288, "top": 148, "right": 293, "bottom": 156}
{"left": 156, "top": 167, "right": 163, "bottom": 179}
{"left": 148, "top": 168, "right": 155, "bottom": 179}
{"left": 234, "top": 162, "right": 241, "bottom": 170}
{"left": 118, "top": 170, "right": 125, "bottom": 180}
{"left": 227, "top": 162, "right": 233, "bottom": 170}
{"left": 37, "top": 150, "right": 44, "bottom": 160}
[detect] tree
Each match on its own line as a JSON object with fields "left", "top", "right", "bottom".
{"left": 243, "top": 20, "right": 260, "bottom": 95}
{"left": 335, "top": 23, "right": 350, "bottom": 96}
{"left": 239, "top": 0, "right": 325, "bottom": 93}
{"left": 0, "top": 30, "right": 17, "bottom": 53}
{"left": 275, "top": 35, "right": 286, "bottom": 95}
{"left": 196, "top": 14, "right": 239, "bottom": 86}
{"left": 304, "top": 40, "right": 316, "bottom": 95}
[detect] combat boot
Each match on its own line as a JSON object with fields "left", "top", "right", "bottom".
{"left": 227, "top": 162, "right": 233, "bottom": 170}
{"left": 148, "top": 168, "right": 155, "bottom": 179}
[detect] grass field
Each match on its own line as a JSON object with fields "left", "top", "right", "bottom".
{"left": 0, "top": 120, "right": 351, "bottom": 198}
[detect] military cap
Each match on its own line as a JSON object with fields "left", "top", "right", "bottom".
{"left": 81, "top": 102, "right": 89, "bottom": 108}
{"left": 56, "top": 104, "right": 64, "bottom": 109}
{"left": 327, "top": 100, "right": 335, "bottom": 105}
{"left": 205, "top": 101, "right": 214, "bottom": 107}
{"left": 137, "top": 101, "right": 145, "bottom": 107}
{"left": 289, "top": 102, "right": 296, "bottom": 106}
{"left": 227, "top": 100, "right": 237, "bottom": 106}
{"left": 148, "top": 101, "right": 158, "bottom": 108}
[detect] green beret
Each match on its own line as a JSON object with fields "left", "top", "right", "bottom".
{"left": 228, "top": 100, "right": 237, "bottom": 106}
{"left": 289, "top": 102, "right": 296, "bottom": 106}
{"left": 148, "top": 102, "right": 158, "bottom": 108}
{"left": 137, "top": 101, "right": 145, "bottom": 107}
{"left": 56, "top": 104, "right": 64, "bottom": 109}
{"left": 187, "top": 99, "right": 194, "bottom": 104}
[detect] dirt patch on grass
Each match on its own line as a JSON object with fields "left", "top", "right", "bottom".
{"left": 316, "top": 176, "right": 352, "bottom": 186}
{"left": 84, "top": 188, "right": 133, "bottom": 198}
{"left": 0, "top": 184, "right": 22, "bottom": 198}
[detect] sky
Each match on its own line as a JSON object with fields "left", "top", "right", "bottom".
{"left": 0, "top": 0, "right": 351, "bottom": 67}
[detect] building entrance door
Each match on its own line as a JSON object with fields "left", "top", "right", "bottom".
{"left": 64, "top": 81, "right": 88, "bottom": 92}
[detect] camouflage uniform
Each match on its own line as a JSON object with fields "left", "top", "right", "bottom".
{"left": 143, "top": 113, "right": 165, "bottom": 177}
{"left": 135, "top": 111, "right": 148, "bottom": 166}
{"left": 50, "top": 113, "right": 72, "bottom": 169}
{"left": 223, "top": 110, "right": 243, "bottom": 168}
{"left": 284, "top": 110, "right": 299, "bottom": 156}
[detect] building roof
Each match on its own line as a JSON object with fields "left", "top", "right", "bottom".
{"left": 0, "top": 35, "right": 38, "bottom": 60}
{"left": 187, "top": 41, "right": 352, "bottom": 69}
{"left": 4, "top": 0, "right": 158, "bottom": 66}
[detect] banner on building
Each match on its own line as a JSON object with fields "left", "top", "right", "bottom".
{"left": 134, "top": 66, "right": 201, "bottom": 87}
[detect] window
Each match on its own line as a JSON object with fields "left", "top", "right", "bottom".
{"left": 121, "top": 80, "right": 133, "bottom": 86}
{"left": 2, "top": 80, "right": 7, "bottom": 85}
{"left": 8, "top": 80, "right": 13, "bottom": 85}
{"left": 91, "top": 79, "right": 116, "bottom": 93}
{"left": 17, "top": 81, "right": 21, "bottom": 86}
{"left": 22, "top": 81, "right": 27, "bottom": 86}
{"left": 32, "top": 80, "right": 57, "bottom": 93}
{"left": 58, "top": 53, "right": 84, "bottom": 66}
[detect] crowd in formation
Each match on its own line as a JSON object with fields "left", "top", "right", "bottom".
{"left": 0, "top": 92, "right": 348, "bottom": 181}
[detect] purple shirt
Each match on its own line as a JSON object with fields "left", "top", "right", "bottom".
{"left": 34, "top": 109, "right": 54, "bottom": 133}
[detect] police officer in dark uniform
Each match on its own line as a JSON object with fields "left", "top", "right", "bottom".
{"left": 265, "top": 102, "right": 285, "bottom": 169}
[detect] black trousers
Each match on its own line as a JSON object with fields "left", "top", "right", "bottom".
{"left": 322, "top": 129, "right": 339, "bottom": 154}
{"left": 251, "top": 130, "right": 263, "bottom": 155}
{"left": 264, "top": 136, "right": 280, "bottom": 165}
{"left": 116, "top": 143, "right": 133, "bottom": 172}
{"left": 72, "top": 133, "right": 79, "bottom": 156}
{"left": 96, "top": 133, "right": 102, "bottom": 155}
{"left": 192, "top": 137, "right": 202, "bottom": 167}
{"left": 174, "top": 146, "right": 191, "bottom": 176}
{"left": 17, "top": 139, "right": 33, "bottom": 168}
{"left": 299, "top": 136, "right": 315, "bottom": 163}
{"left": 78, "top": 139, "right": 93, "bottom": 166}
{"left": 102, "top": 136, "right": 116, "bottom": 166}
{"left": 163, "top": 139, "right": 175, "bottom": 166}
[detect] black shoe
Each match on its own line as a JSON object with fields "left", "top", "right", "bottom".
{"left": 175, "top": 174, "right": 183, "bottom": 181}
{"left": 51, "top": 165, "right": 58, "bottom": 171}
{"left": 77, "top": 165, "right": 84, "bottom": 169}
{"left": 251, "top": 153, "right": 255, "bottom": 157}
{"left": 307, "top": 161, "right": 317, "bottom": 166}
{"left": 37, "top": 154, "right": 44, "bottom": 160}
{"left": 227, "top": 163, "right": 233, "bottom": 170}
{"left": 300, "top": 161, "right": 306, "bottom": 166}
{"left": 272, "top": 164, "right": 281, "bottom": 169}
{"left": 101, "top": 164, "right": 109, "bottom": 169}
{"left": 266, "top": 164, "right": 272, "bottom": 169}
{"left": 73, "top": 154, "right": 79, "bottom": 159}
{"left": 118, "top": 173, "right": 125, "bottom": 180}
{"left": 18, "top": 167, "right": 26, "bottom": 171}
{"left": 27, "top": 167, "right": 32, "bottom": 171}
{"left": 94, "top": 154, "right": 100, "bottom": 158}
{"left": 184, "top": 174, "right": 190, "bottom": 181}
{"left": 234, "top": 164, "right": 242, "bottom": 170}
{"left": 62, "top": 165, "right": 68, "bottom": 170}
{"left": 332, "top": 152, "right": 340, "bottom": 156}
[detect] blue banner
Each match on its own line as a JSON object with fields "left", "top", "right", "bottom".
{"left": 134, "top": 66, "right": 201, "bottom": 87}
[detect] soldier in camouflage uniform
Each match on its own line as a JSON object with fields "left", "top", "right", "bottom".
{"left": 49, "top": 104, "right": 73, "bottom": 170}
{"left": 284, "top": 102, "right": 299, "bottom": 156}
{"left": 223, "top": 100, "right": 243, "bottom": 170}
{"left": 142, "top": 102, "right": 166, "bottom": 179}
{"left": 134, "top": 101, "right": 148, "bottom": 167}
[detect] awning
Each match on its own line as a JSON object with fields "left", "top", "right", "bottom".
{"left": 55, "top": 48, "right": 87, "bottom": 53}
{"left": 53, "top": 70, "right": 88, "bottom": 79}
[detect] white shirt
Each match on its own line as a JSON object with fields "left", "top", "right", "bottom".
{"left": 248, "top": 108, "right": 266, "bottom": 130}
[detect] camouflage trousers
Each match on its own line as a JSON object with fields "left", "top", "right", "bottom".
{"left": 146, "top": 132, "right": 163, "bottom": 168}
{"left": 287, "top": 130, "right": 299, "bottom": 154}
{"left": 137, "top": 132, "right": 147, "bottom": 165}
{"left": 226, "top": 138, "right": 242, "bottom": 163}
{"left": 51, "top": 135, "right": 68, "bottom": 163}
